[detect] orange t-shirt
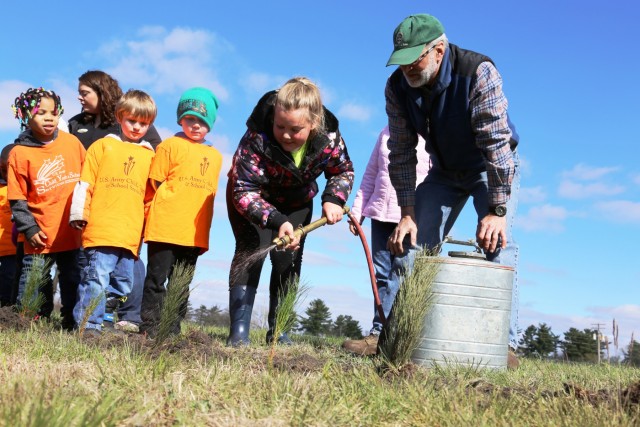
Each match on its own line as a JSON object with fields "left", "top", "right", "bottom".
{"left": 70, "top": 136, "right": 154, "bottom": 256}
{"left": 144, "top": 135, "right": 222, "bottom": 251}
{"left": 7, "top": 132, "right": 86, "bottom": 254}
{"left": 0, "top": 184, "right": 16, "bottom": 257}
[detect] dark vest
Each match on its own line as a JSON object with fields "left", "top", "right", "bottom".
{"left": 390, "top": 44, "right": 518, "bottom": 172}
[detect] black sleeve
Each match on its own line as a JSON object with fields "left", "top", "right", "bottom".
{"left": 145, "top": 125, "right": 163, "bottom": 150}
{"left": 9, "top": 200, "right": 40, "bottom": 239}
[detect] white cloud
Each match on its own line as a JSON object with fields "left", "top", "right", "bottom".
{"left": 519, "top": 186, "right": 546, "bottom": 204}
{"left": 516, "top": 154, "right": 532, "bottom": 177}
{"left": 0, "top": 80, "right": 31, "bottom": 131}
{"left": 153, "top": 126, "right": 174, "bottom": 141}
{"left": 632, "top": 174, "right": 640, "bottom": 186}
{"left": 522, "top": 262, "right": 568, "bottom": 277}
{"left": 48, "top": 78, "right": 82, "bottom": 119}
{"left": 242, "top": 72, "right": 287, "bottom": 96}
{"left": 562, "top": 163, "right": 620, "bottom": 181}
{"left": 337, "top": 103, "right": 372, "bottom": 122}
{"left": 594, "top": 200, "right": 640, "bottom": 224}
{"left": 98, "top": 26, "right": 231, "bottom": 100}
{"left": 558, "top": 180, "right": 625, "bottom": 199}
{"left": 517, "top": 204, "right": 569, "bottom": 233}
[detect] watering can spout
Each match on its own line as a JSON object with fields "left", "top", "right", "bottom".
{"left": 272, "top": 206, "right": 350, "bottom": 248}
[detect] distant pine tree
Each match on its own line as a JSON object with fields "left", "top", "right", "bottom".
{"left": 518, "top": 323, "right": 559, "bottom": 359}
{"left": 560, "top": 328, "right": 599, "bottom": 362}
{"left": 331, "top": 315, "right": 363, "bottom": 339}
{"left": 299, "top": 299, "right": 332, "bottom": 336}
{"left": 623, "top": 339, "right": 640, "bottom": 367}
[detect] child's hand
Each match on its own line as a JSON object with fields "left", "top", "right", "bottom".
{"left": 278, "top": 222, "right": 300, "bottom": 251}
{"left": 347, "top": 215, "right": 363, "bottom": 236}
{"left": 29, "top": 231, "right": 48, "bottom": 249}
{"left": 322, "top": 202, "right": 344, "bottom": 225}
{"left": 69, "top": 220, "right": 87, "bottom": 230}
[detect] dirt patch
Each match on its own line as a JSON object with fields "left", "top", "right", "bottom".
{"left": 152, "top": 329, "right": 215, "bottom": 357}
{"left": 467, "top": 378, "right": 640, "bottom": 412}
{"left": 271, "top": 353, "right": 326, "bottom": 373}
{"left": 0, "top": 306, "right": 32, "bottom": 331}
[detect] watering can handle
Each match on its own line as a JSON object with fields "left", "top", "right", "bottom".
{"left": 441, "top": 235, "right": 483, "bottom": 253}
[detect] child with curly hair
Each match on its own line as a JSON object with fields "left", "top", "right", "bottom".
{"left": 8, "top": 88, "right": 85, "bottom": 329}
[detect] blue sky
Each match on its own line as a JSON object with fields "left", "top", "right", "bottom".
{"left": 1, "top": 1, "right": 638, "bottom": 353}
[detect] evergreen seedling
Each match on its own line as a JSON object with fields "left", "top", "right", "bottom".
{"left": 19, "top": 255, "right": 51, "bottom": 318}
{"left": 268, "top": 275, "right": 310, "bottom": 366}
{"left": 378, "top": 246, "right": 440, "bottom": 370}
{"left": 77, "top": 294, "right": 103, "bottom": 336}
{"left": 155, "top": 261, "right": 195, "bottom": 344}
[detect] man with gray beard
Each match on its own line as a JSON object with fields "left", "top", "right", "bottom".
{"left": 383, "top": 14, "right": 521, "bottom": 368}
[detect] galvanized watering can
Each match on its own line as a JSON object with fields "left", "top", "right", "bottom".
{"left": 411, "top": 237, "right": 514, "bottom": 370}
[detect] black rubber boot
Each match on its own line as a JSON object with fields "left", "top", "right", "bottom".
{"left": 226, "top": 285, "right": 256, "bottom": 347}
{"left": 265, "top": 292, "right": 293, "bottom": 345}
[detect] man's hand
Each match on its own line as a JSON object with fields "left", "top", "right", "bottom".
{"left": 387, "top": 206, "right": 417, "bottom": 255}
{"left": 476, "top": 214, "right": 507, "bottom": 253}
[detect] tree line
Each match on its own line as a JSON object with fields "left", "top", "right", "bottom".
{"left": 518, "top": 322, "right": 639, "bottom": 366}
{"left": 185, "top": 298, "right": 363, "bottom": 339}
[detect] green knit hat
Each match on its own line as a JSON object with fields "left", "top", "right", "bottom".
{"left": 176, "top": 87, "right": 219, "bottom": 130}
{"left": 387, "top": 14, "right": 445, "bottom": 66}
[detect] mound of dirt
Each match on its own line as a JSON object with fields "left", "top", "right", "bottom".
{"left": 467, "top": 378, "right": 640, "bottom": 411}
{"left": 0, "top": 306, "right": 32, "bottom": 331}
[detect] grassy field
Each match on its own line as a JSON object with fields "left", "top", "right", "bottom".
{"left": 0, "top": 315, "right": 639, "bottom": 427}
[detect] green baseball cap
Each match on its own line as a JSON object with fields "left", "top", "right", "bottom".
{"left": 387, "top": 14, "right": 445, "bottom": 66}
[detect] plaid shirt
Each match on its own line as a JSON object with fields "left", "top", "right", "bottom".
{"left": 386, "top": 60, "right": 516, "bottom": 207}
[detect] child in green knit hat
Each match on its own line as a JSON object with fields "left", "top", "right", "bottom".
{"left": 139, "top": 87, "right": 223, "bottom": 338}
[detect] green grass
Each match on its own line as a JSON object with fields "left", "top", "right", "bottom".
{"left": 0, "top": 322, "right": 638, "bottom": 426}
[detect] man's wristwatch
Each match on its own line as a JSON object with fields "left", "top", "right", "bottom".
{"left": 489, "top": 205, "right": 507, "bottom": 217}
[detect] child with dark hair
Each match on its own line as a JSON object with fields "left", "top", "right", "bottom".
{"left": 0, "top": 144, "right": 17, "bottom": 306}
{"left": 8, "top": 88, "right": 85, "bottom": 329}
{"left": 140, "top": 87, "right": 223, "bottom": 338}
{"left": 70, "top": 89, "right": 157, "bottom": 335}
{"left": 68, "top": 70, "right": 162, "bottom": 150}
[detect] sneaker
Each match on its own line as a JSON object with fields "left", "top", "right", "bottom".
{"left": 114, "top": 320, "right": 140, "bottom": 333}
{"left": 342, "top": 334, "right": 379, "bottom": 356}
{"left": 507, "top": 350, "right": 520, "bottom": 370}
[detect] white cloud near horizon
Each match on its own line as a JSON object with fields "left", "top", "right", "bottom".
{"left": 337, "top": 103, "right": 372, "bottom": 122}
{"left": 594, "top": 200, "right": 640, "bottom": 224}
{"left": 519, "top": 186, "right": 546, "bottom": 204}
{"left": 562, "top": 163, "right": 620, "bottom": 181}
{"left": 518, "top": 305, "right": 637, "bottom": 354}
{"left": 558, "top": 180, "right": 625, "bottom": 199}
{"left": 516, "top": 204, "right": 569, "bottom": 232}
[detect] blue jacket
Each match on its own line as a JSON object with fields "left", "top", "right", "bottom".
{"left": 389, "top": 44, "right": 518, "bottom": 172}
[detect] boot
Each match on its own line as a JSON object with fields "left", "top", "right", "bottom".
{"left": 342, "top": 334, "right": 379, "bottom": 356}
{"left": 226, "top": 285, "right": 256, "bottom": 347}
{"left": 265, "top": 292, "right": 293, "bottom": 345}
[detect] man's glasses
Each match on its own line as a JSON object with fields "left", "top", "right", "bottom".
{"left": 406, "top": 43, "right": 437, "bottom": 68}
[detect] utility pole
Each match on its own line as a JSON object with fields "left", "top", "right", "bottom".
{"left": 592, "top": 323, "right": 605, "bottom": 364}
